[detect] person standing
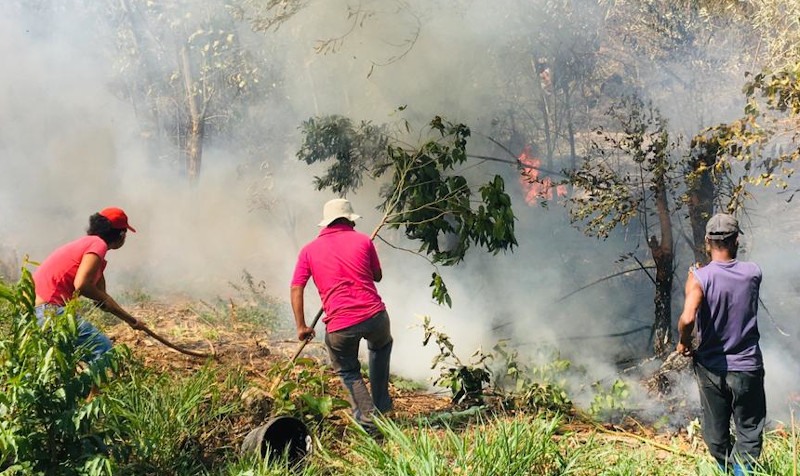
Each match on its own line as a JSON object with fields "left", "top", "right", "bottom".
{"left": 677, "top": 213, "right": 765, "bottom": 476}
{"left": 33, "top": 207, "right": 143, "bottom": 362}
{"left": 290, "top": 198, "right": 392, "bottom": 429}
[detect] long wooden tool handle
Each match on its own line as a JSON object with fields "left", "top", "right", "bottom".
{"left": 268, "top": 308, "right": 323, "bottom": 393}
{"left": 290, "top": 307, "right": 325, "bottom": 361}
{"left": 137, "top": 323, "right": 214, "bottom": 359}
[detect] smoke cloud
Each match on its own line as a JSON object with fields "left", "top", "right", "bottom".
{"left": 1, "top": 0, "right": 797, "bottom": 422}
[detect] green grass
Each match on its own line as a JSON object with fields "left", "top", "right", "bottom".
{"left": 219, "top": 414, "right": 799, "bottom": 476}
{"left": 102, "top": 365, "right": 249, "bottom": 475}
{"left": 3, "top": 273, "right": 797, "bottom": 476}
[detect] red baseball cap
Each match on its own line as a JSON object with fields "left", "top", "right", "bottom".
{"left": 99, "top": 207, "right": 136, "bottom": 233}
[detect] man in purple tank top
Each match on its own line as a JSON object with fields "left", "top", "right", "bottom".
{"left": 677, "top": 213, "right": 765, "bottom": 476}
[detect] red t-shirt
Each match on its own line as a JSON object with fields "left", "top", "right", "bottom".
{"left": 33, "top": 235, "right": 108, "bottom": 306}
{"left": 291, "top": 224, "right": 385, "bottom": 332}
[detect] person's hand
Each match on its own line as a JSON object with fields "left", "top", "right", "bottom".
{"left": 677, "top": 341, "right": 693, "bottom": 357}
{"left": 297, "top": 325, "right": 316, "bottom": 341}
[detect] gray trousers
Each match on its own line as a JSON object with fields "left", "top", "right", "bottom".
{"left": 694, "top": 361, "right": 766, "bottom": 469}
{"left": 325, "top": 310, "right": 393, "bottom": 424}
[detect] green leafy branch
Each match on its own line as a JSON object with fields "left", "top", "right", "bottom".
{"left": 298, "top": 114, "right": 517, "bottom": 306}
{"left": 691, "top": 66, "right": 800, "bottom": 212}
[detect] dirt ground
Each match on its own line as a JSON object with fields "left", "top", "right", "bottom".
{"left": 103, "top": 300, "right": 703, "bottom": 461}
{"left": 106, "top": 300, "right": 451, "bottom": 417}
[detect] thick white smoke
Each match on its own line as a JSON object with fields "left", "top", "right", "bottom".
{"left": 1, "top": 0, "right": 797, "bottom": 421}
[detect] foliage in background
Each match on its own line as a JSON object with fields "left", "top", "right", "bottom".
{"left": 692, "top": 65, "right": 800, "bottom": 212}
{"left": 191, "top": 270, "right": 289, "bottom": 334}
{"left": 299, "top": 115, "right": 517, "bottom": 306}
{"left": 107, "top": 0, "right": 269, "bottom": 181}
{"left": 227, "top": 270, "right": 289, "bottom": 332}
{"left": 0, "top": 269, "right": 130, "bottom": 475}
{"left": 567, "top": 96, "right": 677, "bottom": 355}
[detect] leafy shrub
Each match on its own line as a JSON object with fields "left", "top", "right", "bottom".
{"left": 491, "top": 341, "right": 573, "bottom": 414}
{"left": 421, "top": 317, "right": 573, "bottom": 413}
{"left": 268, "top": 358, "right": 350, "bottom": 423}
{"left": 0, "top": 269, "right": 130, "bottom": 475}
{"left": 420, "top": 316, "right": 491, "bottom": 405}
{"left": 589, "top": 379, "right": 631, "bottom": 423}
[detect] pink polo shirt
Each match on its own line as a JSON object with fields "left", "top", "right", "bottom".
{"left": 291, "top": 224, "right": 385, "bottom": 332}
{"left": 33, "top": 235, "right": 108, "bottom": 306}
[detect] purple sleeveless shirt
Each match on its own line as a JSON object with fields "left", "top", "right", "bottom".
{"left": 691, "top": 260, "right": 763, "bottom": 371}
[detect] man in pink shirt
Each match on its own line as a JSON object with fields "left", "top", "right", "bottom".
{"left": 291, "top": 199, "right": 392, "bottom": 428}
{"left": 33, "top": 207, "right": 143, "bottom": 362}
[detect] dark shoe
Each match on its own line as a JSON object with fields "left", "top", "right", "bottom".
{"left": 360, "top": 420, "right": 383, "bottom": 441}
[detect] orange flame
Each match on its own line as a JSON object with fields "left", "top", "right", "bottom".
{"left": 518, "top": 147, "right": 567, "bottom": 205}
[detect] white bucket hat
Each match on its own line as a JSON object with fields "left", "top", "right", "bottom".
{"left": 318, "top": 198, "right": 361, "bottom": 227}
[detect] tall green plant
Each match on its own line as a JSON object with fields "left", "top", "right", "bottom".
{"left": 0, "top": 269, "right": 129, "bottom": 475}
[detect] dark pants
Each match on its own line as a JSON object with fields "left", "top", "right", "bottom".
{"left": 325, "top": 310, "right": 393, "bottom": 425}
{"left": 694, "top": 361, "right": 766, "bottom": 470}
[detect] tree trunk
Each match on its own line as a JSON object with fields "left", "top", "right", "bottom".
{"left": 686, "top": 143, "right": 717, "bottom": 264}
{"left": 180, "top": 44, "right": 205, "bottom": 182}
{"left": 564, "top": 82, "right": 577, "bottom": 171}
{"left": 185, "top": 118, "right": 204, "bottom": 182}
{"left": 119, "top": 0, "right": 163, "bottom": 165}
{"left": 649, "top": 180, "right": 674, "bottom": 356}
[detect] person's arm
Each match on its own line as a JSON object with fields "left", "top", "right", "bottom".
{"left": 74, "top": 253, "right": 143, "bottom": 329}
{"left": 291, "top": 284, "right": 315, "bottom": 341}
{"left": 368, "top": 241, "right": 382, "bottom": 282}
{"left": 677, "top": 271, "right": 703, "bottom": 356}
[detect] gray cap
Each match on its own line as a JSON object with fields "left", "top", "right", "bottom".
{"left": 705, "top": 213, "right": 741, "bottom": 240}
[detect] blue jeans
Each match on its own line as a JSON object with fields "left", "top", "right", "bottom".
{"left": 325, "top": 310, "right": 393, "bottom": 425}
{"left": 35, "top": 305, "right": 113, "bottom": 362}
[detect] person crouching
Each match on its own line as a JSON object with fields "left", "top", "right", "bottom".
{"left": 33, "top": 207, "right": 143, "bottom": 362}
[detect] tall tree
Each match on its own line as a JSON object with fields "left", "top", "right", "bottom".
{"left": 567, "top": 96, "right": 677, "bottom": 355}
{"left": 488, "top": 0, "right": 607, "bottom": 172}
{"left": 110, "top": 0, "right": 265, "bottom": 181}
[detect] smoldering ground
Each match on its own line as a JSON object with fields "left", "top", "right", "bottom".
{"left": 1, "top": 0, "right": 798, "bottom": 422}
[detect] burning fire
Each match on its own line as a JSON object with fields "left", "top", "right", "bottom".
{"left": 518, "top": 146, "right": 567, "bottom": 205}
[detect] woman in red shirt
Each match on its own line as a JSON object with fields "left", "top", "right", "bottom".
{"left": 33, "top": 207, "right": 143, "bottom": 361}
